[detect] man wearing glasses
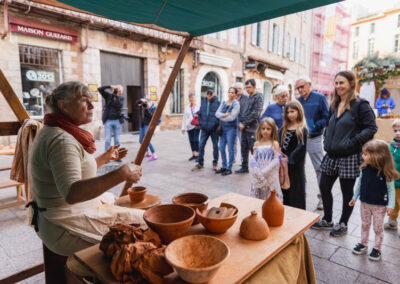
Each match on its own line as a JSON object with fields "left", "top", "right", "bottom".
{"left": 296, "top": 76, "right": 329, "bottom": 210}
{"left": 192, "top": 88, "right": 221, "bottom": 171}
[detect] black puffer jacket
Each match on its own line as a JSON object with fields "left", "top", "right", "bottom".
{"left": 324, "top": 98, "right": 377, "bottom": 157}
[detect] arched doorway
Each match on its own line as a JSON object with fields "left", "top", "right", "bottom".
{"left": 201, "top": 72, "right": 222, "bottom": 101}
{"left": 263, "top": 81, "right": 273, "bottom": 107}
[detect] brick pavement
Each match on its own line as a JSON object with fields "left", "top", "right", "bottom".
{"left": 0, "top": 130, "right": 399, "bottom": 283}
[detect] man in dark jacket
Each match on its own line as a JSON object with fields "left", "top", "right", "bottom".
{"left": 192, "top": 88, "right": 221, "bottom": 171}
{"left": 236, "top": 79, "right": 264, "bottom": 173}
{"left": 98, "top": 84, "right": 124, "bottom": 152}
{"left": 235, "top": 82, "right": 249, "bottom": 160}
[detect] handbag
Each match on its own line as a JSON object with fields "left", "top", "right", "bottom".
{"left": 190, "top": 110, "right": 199, "bottom": 126}
{"left": 279, "top": 154, "right": 290, "bottom": 190}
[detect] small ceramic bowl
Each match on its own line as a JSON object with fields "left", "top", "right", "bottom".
{"left": 172, "top": 192, "right": 208, "bottom": 225}
{"left": 165, "top": 235, "right": 230, "bottom": 283}
{"left": 196, "top": 202, "right": 238, "bottom": 234}
{"left": 128, "top": 186, "right": 147, "bottom": 203}
{"left": 143, "top": 204, "right": 195, "bottom": 243}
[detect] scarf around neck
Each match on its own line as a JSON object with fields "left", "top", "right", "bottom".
{"left": 43, "top": 113, "right": 96, "bottom": 154}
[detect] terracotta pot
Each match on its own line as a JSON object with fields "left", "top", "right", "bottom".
{"left": 143, "top": 204, "right": 195, "bottom": 243}
{"left": 196, "top": 202, "right": 238, "bottom": 234}
{"left": 262, "top": 190, "right": 284, "bottom": 226}
{"left": 172, "top": 192, "right": 208, "bottom": 225}
{"left": 240, "top": 211, "right": 269, "bottom": 241}
{"left": 128, "top": 186, "right": 147, "bottom": 203}
{"left": 165, "top": 235, "right": 230, "bottom": 283}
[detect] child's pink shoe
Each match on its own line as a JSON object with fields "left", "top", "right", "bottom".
{"left": 144, "top": 153, "right": 152, "bottom": 158}
{"left": 148, "top": 155, "right": 158, "bottom": 162}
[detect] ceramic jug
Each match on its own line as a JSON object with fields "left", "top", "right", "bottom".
{"left": 262, "top": 189, "right": 284, "bottom": 226}
{"left": 240, "top": 211, "right": 269, "bottom": 241}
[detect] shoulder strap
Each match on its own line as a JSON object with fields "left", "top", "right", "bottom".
{"left": 350, "top": 98, "right": 375, "bottom": 129}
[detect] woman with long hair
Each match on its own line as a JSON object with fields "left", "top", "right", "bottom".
{"left": 312, "top": 71, "right": 377, "bottom": 237}
{"left": 279, "top": 100, "right": 308, "bottom": 209}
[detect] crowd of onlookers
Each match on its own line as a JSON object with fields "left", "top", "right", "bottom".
{"left": 180, "top": 71, "right": 400, "bottom": 262}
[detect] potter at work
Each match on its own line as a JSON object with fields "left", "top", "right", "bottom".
{"left": 29, "top": 82, "right": 146, "bottom": 256}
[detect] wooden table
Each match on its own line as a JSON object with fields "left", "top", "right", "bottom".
{"left": 0, "top": 146, "right": 15, "bottom": 155}
{"left": 74, "top": 192, "right": 319, "bottom": 283}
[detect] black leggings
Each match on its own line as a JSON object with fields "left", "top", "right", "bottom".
{"left": 188, "top": 128, "right": 200, "bottom": 152}
{"left": 319, "top": 173, "right": 356, "bottom": 225}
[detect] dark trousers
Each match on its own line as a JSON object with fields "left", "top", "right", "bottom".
{"left": 319, "top": 173, "right": 356, "bottom": 225}
{"left": 240, "top": 130, "right": 256, "bottom": 169}
{"left": 198, "top": 129, "right": 219, "bottom": 166}
{"left": 283, "top": 165, "right": 306, "bottom": 210}
{"left": 187, "top": 128, "right": 200, "bottom": 152}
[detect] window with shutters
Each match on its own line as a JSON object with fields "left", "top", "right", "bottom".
{"left": 284, "top": 31, "right": 290, "bottom": 58}
{"left": 355, "top": 27, "right": 359, "bottom": 37}
{"left": 370, "top": 23, "right": 375, "bottom": 34}
{"left": 251, "top": 22, "right": 262, "bottom": 47}
{"left": 18, "top": 44, "right": 62, "bottom": 117}
{"left": 229, "top": 27, "right": 241, "bottom": 45}
{"left": 353, "top": 41, "right": 359, "bottom": 59}
{"left": 272, "top": 23, "right": 278, "bottom": 53}
{"left": 368, "top": 38, "right": 375, "bottom": 56}
{"left": 394, "top": 35, "right": 400, "bottom": 53}
{"left": 170, "top": 69, "right": 183, "bottom": 114}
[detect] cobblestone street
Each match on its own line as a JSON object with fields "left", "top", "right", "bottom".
{"left": 0, "top": 130, "right": 399, "bottom": 283}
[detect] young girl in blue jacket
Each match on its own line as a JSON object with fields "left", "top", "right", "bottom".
{"left": 349, "top": 140, "right": 397, "bottom": 261}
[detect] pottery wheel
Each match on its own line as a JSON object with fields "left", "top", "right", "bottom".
{"left": 115, "top": 194, "right": 161, "bottom": 210}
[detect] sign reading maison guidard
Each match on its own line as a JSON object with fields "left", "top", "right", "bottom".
{"left": 9, "top": 16, "right": 78, "bottom": 43}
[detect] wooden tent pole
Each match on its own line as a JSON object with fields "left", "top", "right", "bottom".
{"left": 0, "top": 69, "right": 30, "bottom": 123}
{"left": 120, "top": 36, "right": 193, "bottom": 196}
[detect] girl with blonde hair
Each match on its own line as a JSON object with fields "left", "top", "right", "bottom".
{"left": 249, "top": 118, "right": 282, "bottom": 201}
{"left": 349, "top": 140, "right": 397, "bottom": 261}
{"left": 279, "top": 101, "right": 308, "bottom": 209}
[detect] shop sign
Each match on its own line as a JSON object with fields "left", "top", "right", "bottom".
{"left": 201, "top": 79, "right": 215, "bottom": 88}
{"left": 9, "top": 16, "right": 78, "bottom": 43}
{"left": 26, "top": 70, "right": 55, "bottom": 82}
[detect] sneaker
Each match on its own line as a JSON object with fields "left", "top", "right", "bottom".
{"left": 188, "top": 156, "right": 197, "bottom": 161}
{"left": 144, "top": 153, "right": 152, "bottom": 158}
{"left": 191, "top": 164, "right": 204, "bottom": 171}
{"left": 212, "top": 165, "right": 219, "bottom": 171}
{"left": 352, "top": 243, "right": 368, "bottom": 255}
{"left": 222, "top": 170, "right": 232, "bottom": 176}
{"left": 235, "top": 167, "right": 249, "bottom": 174}
{"left": 368, "top": 248, "right": 381, "bottom": 261}
{"left": 148, "top": 155, "right": 158, "bottom": 162}
{"left": 384, "top": 219, "right": 398, "bottom": 230}
{"left": 330, "top": 222, "right": 348, "bottom": 237}
{"left": 311, "top": 219, "right": 333, "bottom": 230}
{"left": 317, "top": 194, "right": 324, "bottom": 210}
{"left": 215, "top": 168, "right": 226, "bottom": 174}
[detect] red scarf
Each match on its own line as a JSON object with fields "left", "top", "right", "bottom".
{"left": 44, "top": 113, "right": 96, "bottom": 154}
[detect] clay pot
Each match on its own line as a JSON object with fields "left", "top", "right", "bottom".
{"left": 196, "top": 202, "right": 238, "bottom": 234}
{"left": 172, "top": 192, "right": 208, "bottom": 225}
{"left": 143, "top": 204, "right": 195, "bottom": 243}
{"left": 128, "top": 186, "right": 147, "bottom": 203}
{"left": 240, "top": 211, "right": 269, "bottom": 241}
{"left": 262, "top": 190, "right": 284, "bottom": 226}
{"left": 165, "top": 235, "right": 230, "bottom": 283}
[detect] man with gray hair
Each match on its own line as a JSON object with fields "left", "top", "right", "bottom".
{"left": 296, "top": 76, "right": 329, "bottom": 210}
{"left": 234, "top": 82, "right": 248, "bottom": 160}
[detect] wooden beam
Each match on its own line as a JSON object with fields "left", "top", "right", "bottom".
{"left": 0, "top": 122, "right": 21, "bottom": 136}
{"left": 0, "top": 69, "right": 30, "bottom": 123}
{"left": 120, "top": 36, "right": 193, "bottom": 196}
{"left": 0, "top": 264, "right": 44, "bottom": 283}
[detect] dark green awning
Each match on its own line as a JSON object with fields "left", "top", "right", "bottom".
{"left": 57, "top": 0, "right": 341, "bottom": 36}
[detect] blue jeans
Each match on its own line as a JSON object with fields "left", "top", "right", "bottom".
{"left": 219, "top": 126, "right": 236, "bottom": 170}
{"left": 198, "top": 129, "right": 219, "bottom": 166}
{"left": 104, "top": 119, "right": 121, "bottom": 151}
{"left": 139, "top": 125, "right": 155, "bottom": 153}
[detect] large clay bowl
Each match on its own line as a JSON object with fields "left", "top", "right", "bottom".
{"left": 128, "top": 186, "right": 147, "bottom": 203}
{"left": 196, "top": 202, "right": 238, "bottom": 234}
{"left": 165, "top": 235, "right": 230, "bottom": 283}
{"left": 143, "top": 204, "right": 195, "bottom": 243}
{"left": 172, "top": 192, "right": 208, "bottom": 225}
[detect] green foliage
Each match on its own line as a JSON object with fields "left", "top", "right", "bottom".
{"left": 353, "top": 53, "right": 400, "bottom": 92}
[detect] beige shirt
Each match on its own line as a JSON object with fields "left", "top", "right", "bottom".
{"left": 30, "top": 127, "right": 145, "bottom": 256}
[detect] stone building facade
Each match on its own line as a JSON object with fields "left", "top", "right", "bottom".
{"left": 0, "top": 0, "right": 313, "bottom": 144}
